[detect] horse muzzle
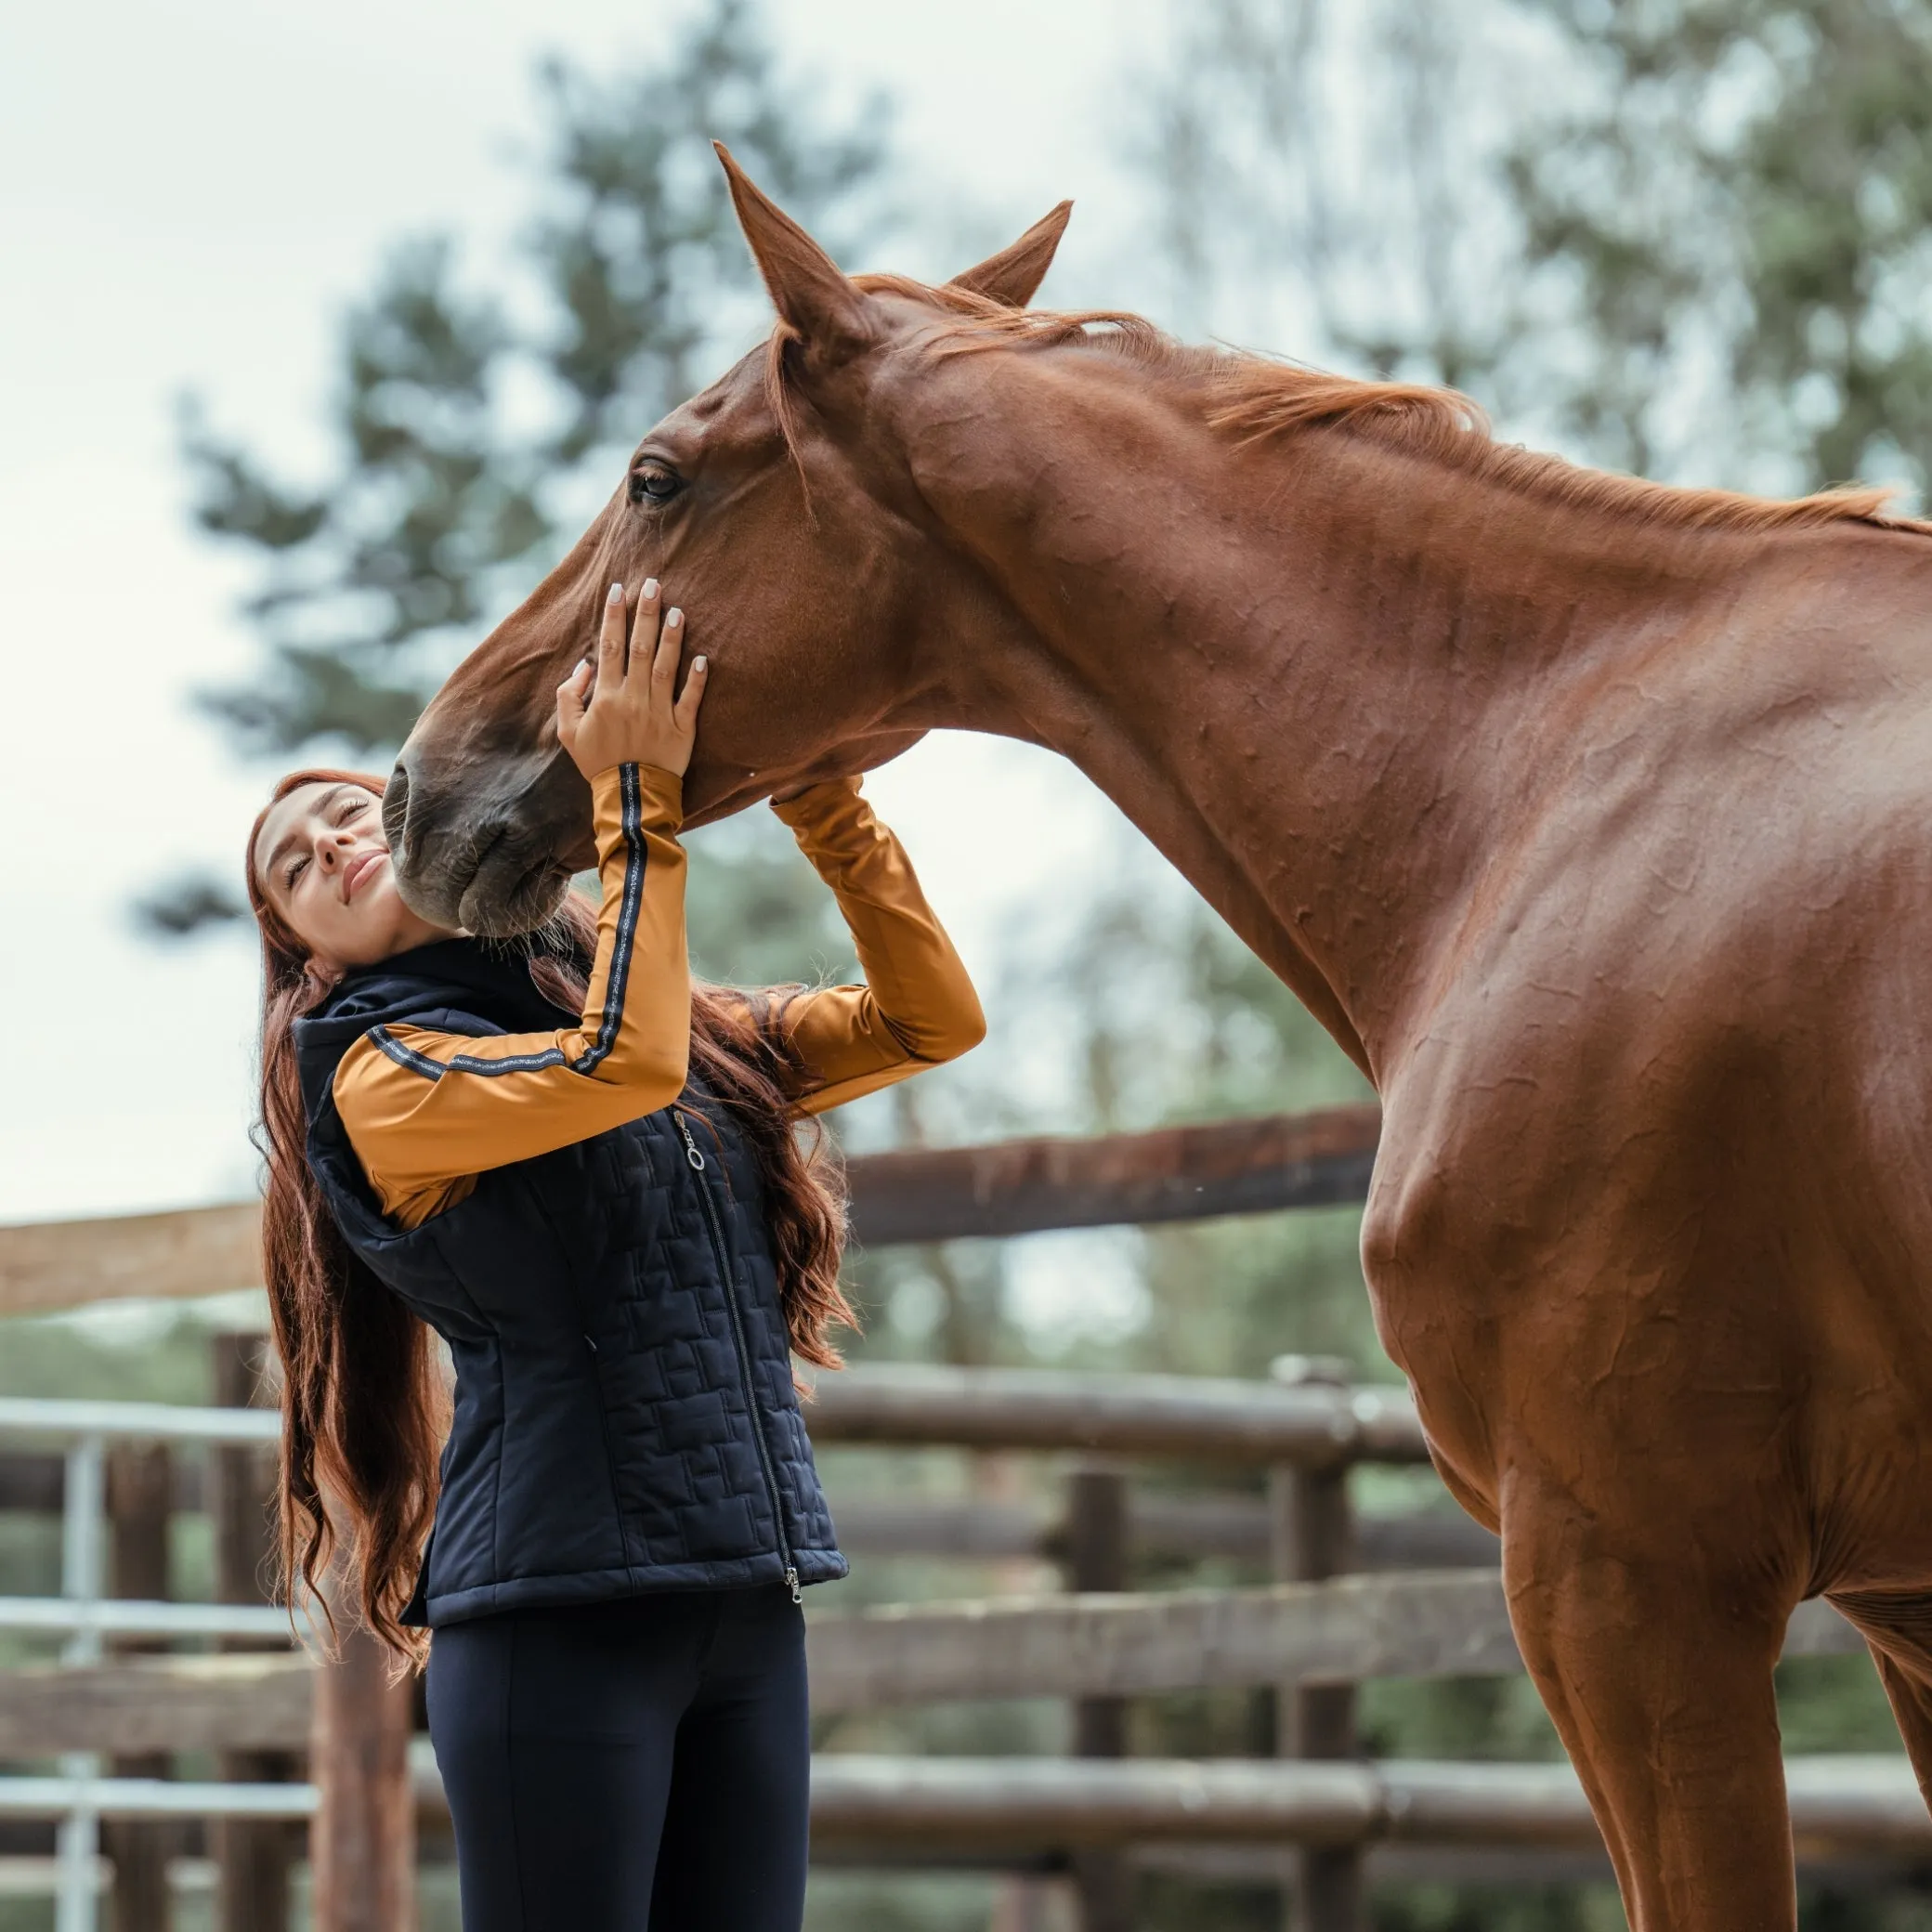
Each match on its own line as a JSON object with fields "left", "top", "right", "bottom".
{"left": 384, "top": 745, "right": 593, "bottom": 937}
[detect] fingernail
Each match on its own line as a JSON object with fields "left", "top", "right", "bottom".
{"left": 693, "top": 655, "right": 708, "bottom": 672}
{"left": 667, "top": 607, "right": 683, "bottom": 626}
{"left": 607, "top": 581, "right": 624, "bottom": 605}
{"left": 643, "top": 578, "right": 659, "bottom": 599}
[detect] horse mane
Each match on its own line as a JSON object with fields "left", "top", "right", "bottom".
{"left": 764, "top": 274, "right": 1924, "bottom": 541}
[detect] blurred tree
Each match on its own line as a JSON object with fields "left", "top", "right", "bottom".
{"left": 529, "top": 16, "right": 884, "bottom": 469}
{"left": 1129, "top": 0, "right": 1517, "bottom": 385}
{"left": 1137, "top": 0, "right": 1932, "bottom": 499}
{"left": 182, "top": 238, "right": 542, "bottom": 759}
{"left": 151, "top": 0, "right": 886, "bottom": 944}
{"left": 1505, "top": 0, "right": 1932, "bottom": 494}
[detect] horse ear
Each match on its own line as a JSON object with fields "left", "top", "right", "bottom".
{"left": 948, "top": 202, "right": 1074, "bottom": 308}
{"left": 714, "top": 142, "right": 877, "bottom": 367}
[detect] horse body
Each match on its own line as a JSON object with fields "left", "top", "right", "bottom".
{"left": 912, "top": 328, "right": 1932, "bottom": 1700}
{"left": 385, "top": 163, "right": 1932, "bottom": 1925}
{"left": 1359, "top": 525, "right": 1932, "bottom": 1520}
{"left": 1357, "top": 533, "right": 1932, "bottom": 1913}
{"left": 1214, "top": 517, "right": 1932, "bottom": 1919}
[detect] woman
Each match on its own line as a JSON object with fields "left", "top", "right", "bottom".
{"left": 245, "top": 580, "right": 984, "bottom": 1930}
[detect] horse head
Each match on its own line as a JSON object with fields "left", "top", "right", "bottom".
{"left": 385, "top": 152, "right": 1071, "bottom": 934}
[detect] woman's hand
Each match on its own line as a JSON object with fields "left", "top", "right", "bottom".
{"left": 556, "top": 580, "right": 708, "bottom": 780}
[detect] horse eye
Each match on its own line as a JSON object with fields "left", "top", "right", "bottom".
{"left": 629, "top": 463, "right": 683, "bottom": 505}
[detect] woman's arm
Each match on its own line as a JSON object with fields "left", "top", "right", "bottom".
{"left": 766, "top": 777, "right": 986, "bottom": 1116}
{"left": 333, "top": 763, "right": 690, "bottom": 1225}
{"left": 333, "top": 579, "right": 707, "bottom": 1228}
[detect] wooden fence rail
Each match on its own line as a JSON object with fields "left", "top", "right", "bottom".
{"left": 0, "top": 1655, "right": 310, "bottom": 1758}
{"left": 0, "top": 1577, "right": 1862, "bottom": 1756}
{"left": 4, "top": 1751, "right": 1919, "bottom": 1869}
{"left": 827, "top": 1494, "right": 1500, "bottom": 1568}
{"left": 808, "top": 1576, "right": 1863, "bottom": 1714}
{"left": 0, "top": 1106, "right": 1383, "bottom": 1317}
{"left": 0, "top": 1205, "right": 262, "bottom": 1320}
{"left": 809, "top": 1363, "right": 1427, "bottom": 1465}
{"left": 842, "top": 1104, "right": 1381, "bottom": 1243}
{"left": 802, "top": 1754, "right": 1932, "bottom": 1861}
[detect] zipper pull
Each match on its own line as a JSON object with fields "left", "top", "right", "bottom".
{"left": 676, "top": 1116, "right": 706, "bottom": 1170}
{"left": 785, "top": 1565, "right": 802, "bottom": 1606}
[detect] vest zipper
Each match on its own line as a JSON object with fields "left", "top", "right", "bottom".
{"left": 676, "top": 1111, "right": 803, "bottom": 1605}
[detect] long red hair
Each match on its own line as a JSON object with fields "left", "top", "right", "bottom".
{"left": 245, "top": 767, "right": 855, "bottom": 1661}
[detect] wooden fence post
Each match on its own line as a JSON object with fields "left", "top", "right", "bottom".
{"left": 209, "top": 1331, "right": 294, "bottom": 1932}
{"left": 1064, "top": 1465, "right": 1133, "bottom": 1932}
{"left": 105, "top": 1441, "right": 172, "bottom": 1932}
{"left": 310, "top": 1611, "right": 415, "bottom": 1932}
{"left": 1270, "top": 1438, "right": 1363, "bottom": 1927}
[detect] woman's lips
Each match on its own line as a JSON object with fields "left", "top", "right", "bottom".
{"left": 343, "top": 849, "right": 387, "bottom": 901}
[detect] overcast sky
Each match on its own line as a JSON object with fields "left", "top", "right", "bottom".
{"left": 0, "top": 0, "right": 1174, "bottom": 1225}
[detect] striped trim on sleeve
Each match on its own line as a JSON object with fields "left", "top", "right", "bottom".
{"left": 369, "top": 762, "right": 649, "bottom": 1085}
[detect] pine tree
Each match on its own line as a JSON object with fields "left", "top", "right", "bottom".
{"left": 182, "top": 237, "right": 542, "bottom": 759}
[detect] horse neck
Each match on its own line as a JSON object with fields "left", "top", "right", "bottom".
{"left": 907, "top": 375, "right": 1725, "bottom": 1079}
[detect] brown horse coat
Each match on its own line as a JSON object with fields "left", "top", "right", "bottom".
{"left": 384, "top": 157, "right": 1932, "bottom": 1927}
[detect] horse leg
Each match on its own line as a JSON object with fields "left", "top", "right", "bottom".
{"left": 1503, "top": 1491, "right": 1798, "bottom": 1931}
{"left": 1826, "top": 1588, "right": 1932, "bottom": 1808}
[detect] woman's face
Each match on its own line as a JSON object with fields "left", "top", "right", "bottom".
{"left": 253, "top": 780, "right": 452, "bottom": 973}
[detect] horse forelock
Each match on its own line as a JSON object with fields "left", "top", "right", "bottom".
{"left": 759, "top": 272, "right": 1926, "bottom": 542}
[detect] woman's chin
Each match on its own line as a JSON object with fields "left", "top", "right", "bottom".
{"left": 334, "top": 881, "right": 420, "bottom": 966}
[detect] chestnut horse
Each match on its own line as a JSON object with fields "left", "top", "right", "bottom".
{"left": 385, "top": 152, "right": 1932, "bottom": 1928}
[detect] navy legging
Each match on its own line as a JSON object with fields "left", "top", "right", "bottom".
{"left": 425, "top": 1585, "right": 810, "bottom": 1931}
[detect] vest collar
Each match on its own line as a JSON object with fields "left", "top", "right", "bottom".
{"left": 346, "top": 938, "right": 576, "bottom": 1027}
{"left": 297, "top": 938, "right": 581, "bottom": 1057}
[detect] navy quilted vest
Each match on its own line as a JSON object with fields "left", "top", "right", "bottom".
{"left": 293, "top": 940, "right": 845, "bottom": 1626}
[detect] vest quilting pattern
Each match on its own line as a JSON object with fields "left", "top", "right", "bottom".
{"left": 293, "top": 941, "right": 846, "bottom": 1627}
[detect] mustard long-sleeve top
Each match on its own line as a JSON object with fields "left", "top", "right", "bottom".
{"left": 333, "top": 763, "right": 986, "bottom": 1231}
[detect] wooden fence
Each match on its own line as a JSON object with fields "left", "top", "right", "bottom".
{"left": 0, "top": 1105, "right": 1382, "bottom": 1319}
{"left": 0, "top": 1104, "right": 1911, "bottom": 1932}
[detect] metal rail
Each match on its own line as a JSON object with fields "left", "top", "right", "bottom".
{"left": 0, "top": 1407, "right": 299, "bottom": 1932}
{"left": 0, "top": 1398, "right": 278, "bottom": 1446}
{"left": 0, "top": 1778, "right": 315, "bottom": 1820}
{"left": 0, "top": 1599, "right": 292, "bottom": 1641}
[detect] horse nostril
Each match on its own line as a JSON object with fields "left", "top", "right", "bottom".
{"left": 383, "top": 762, "right": 412, "bottom": 862}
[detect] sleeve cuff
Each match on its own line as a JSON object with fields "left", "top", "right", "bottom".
{"left": 592, "top": 761, "right": 685, "bottom": 830}
{"left": 770, "top": 775, "right": 864, "bottom": 830}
